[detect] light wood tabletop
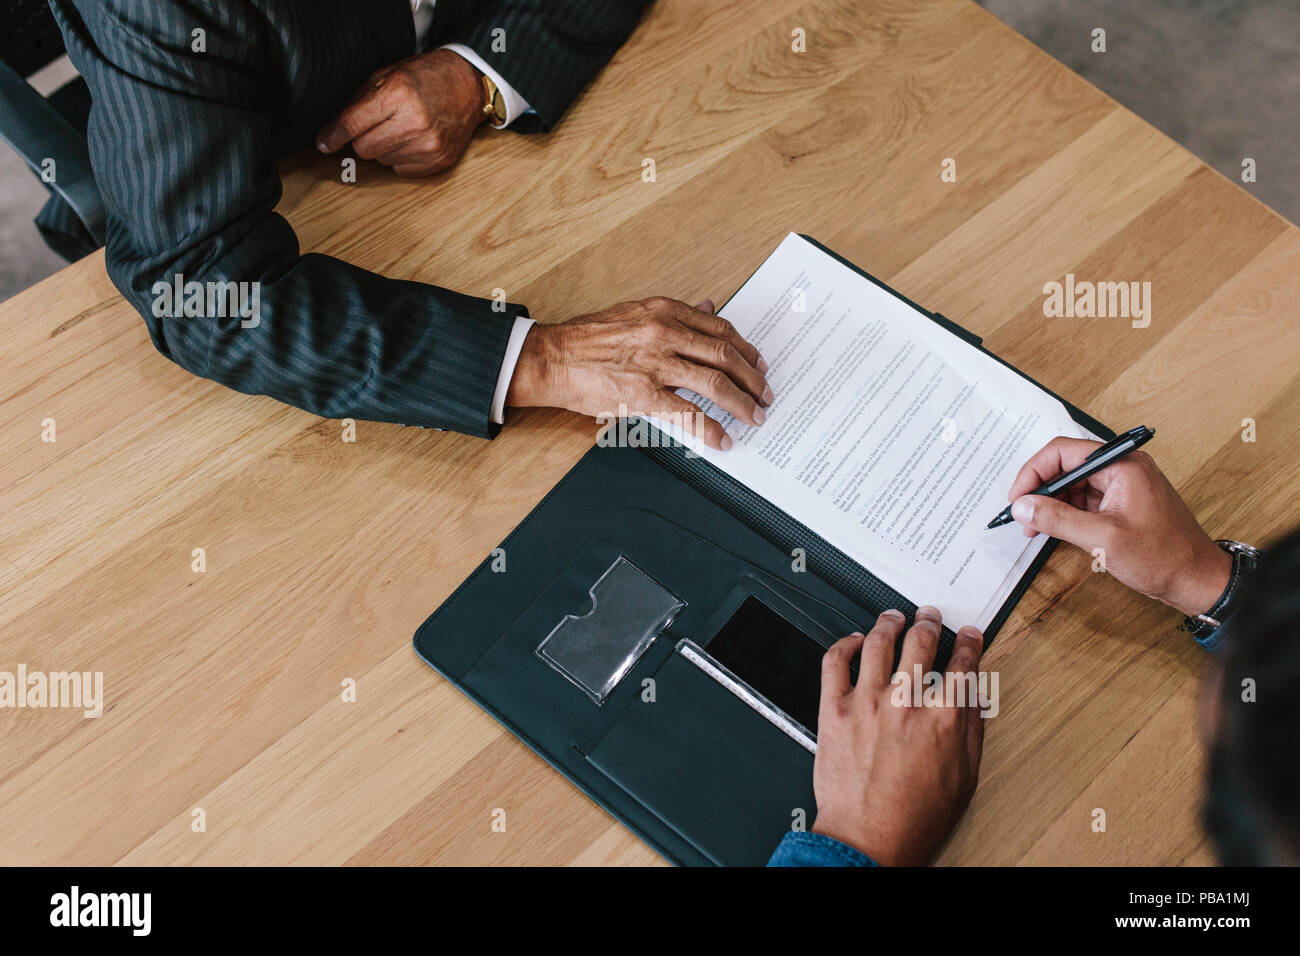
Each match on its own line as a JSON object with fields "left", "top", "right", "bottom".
{"left": 2, "top": 0, "right": 1296, "bottom": 866}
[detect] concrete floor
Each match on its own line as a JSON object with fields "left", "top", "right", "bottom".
{"left": 0, "top": 55, "right": 78, "bottom": 301}
{"left": 0, "top": 1, "right": 1295, "bottom": 302}
{"left": 980, "top": 0, "right": 1298, "bottom": 220}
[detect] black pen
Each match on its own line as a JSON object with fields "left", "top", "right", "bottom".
{"left": 986, "top": 425, "right": 1156, "bottom": 529}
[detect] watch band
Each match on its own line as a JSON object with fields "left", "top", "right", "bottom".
{"left": 1183, "top": 540, "right": 1262, "bottom": 640}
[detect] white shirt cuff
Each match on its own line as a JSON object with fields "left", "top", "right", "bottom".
{"left": 490, "top": 316, "right": 536, "bottom": 425}
{"left": 438, "top": 43, "right": 533, "bottom": 128}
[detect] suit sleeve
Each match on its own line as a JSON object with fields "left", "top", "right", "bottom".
{"left": 49, "top": 0, "right": 523, "bottom": 437}
{"left": 447, "top": 1, "right": 652, "bottom": 132}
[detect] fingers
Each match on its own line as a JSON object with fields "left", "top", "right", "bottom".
{"left": 693, "top": 299, "right": 716, "bottom": 314}
{"left": 357, "top": 131, "right": 457, "bottom": 174}
{"left": 385, "top": 150, "right": 454, "bottom": 177}
{"left": 392, "top": 162, "right": 442, "bottom": 178}
{"left": 944, "top": 624, "right": 984, "bottom": 679}
{"left": 956, "top": 626, "right": 988, "bottom": 774}
{"left": 820, "top": 632, "right": 866, "bottom": 701}
{"left": 317, "top": 87, "right": 393, "bottom": 153}
{"left": 672, "top": 330, "right": 772, "bottom": 410}
{"left": 664, "top": 357, "right": 766, "bottom": 428}
{"left": 858, "top": 610, "right": 906, "bottom": 691}
{"left": 1010, "top": 493, "right": 1113, "bottom": 550}
{"left": 350, "top": 119, "right": 409, "bottom": 162}
{"left": 1007, "top": 436, "right": 1113, "bottom": 501}
{"left": 634, "top": 299, "right": 774, "bottom": 425}
{"left": 966, "top": 692, "right": 986, "bottom": 776}
{"left": 896, "top": 606, "right": 942, "bottom": 677}
{"left": 656, "top": 392, "right": 732, "bottom": 450}
{"left": 671, "top": 301, "right": 768, "bottom": 375}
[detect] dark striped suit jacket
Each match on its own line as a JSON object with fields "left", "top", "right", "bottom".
{"left": 47, "top": 0, "right": 649, "bottom": 436}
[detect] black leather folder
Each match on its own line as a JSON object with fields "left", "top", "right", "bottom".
{"left": 414, "top": 237, "right": 1112, "bottom": 866}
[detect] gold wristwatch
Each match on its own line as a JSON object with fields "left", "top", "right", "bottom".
{"left": 481, "top": 74, "right": 506, "bottom": 126}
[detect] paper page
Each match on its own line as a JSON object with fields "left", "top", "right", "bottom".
{"left": 653, "top": 233, "right": 1095, "bottom": 631}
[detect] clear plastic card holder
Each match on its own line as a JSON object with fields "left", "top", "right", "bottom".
{"left": 536, "top": 556, "right": 685, "bottom": 704}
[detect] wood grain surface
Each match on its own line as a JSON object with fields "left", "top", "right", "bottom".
{"left": 1, "top": 0, "right": 1295, "bottom": 866}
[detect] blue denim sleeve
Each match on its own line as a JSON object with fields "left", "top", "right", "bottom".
{"left": 1193, "top": 625, "right": 1226, "bottom": 653}
{"left": 767, "top": 831, "right": 878, "bottom": 867}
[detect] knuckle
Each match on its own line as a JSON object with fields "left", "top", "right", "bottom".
{"left": 637, "top": 321, "right": 665, "bottom": 347}
{"left": 387, "top": 70, "right": 415, "bottom": 92}
{"left": 605, "top": 300, "right": 636, "bottom": 322}
{"left": 864, "top": 627, "right": 895, "bottom": 648}
{"left": 634, "top": 350, "right": 661, "bottom": 379}
{"left": 912, "top": 624, "right": 940, "bottom": 651}
{"left": 821, "top": 648, "right": 846, "bottom": 675}
{"left": 949, "top": 650, "right": 977, "bottom": 674}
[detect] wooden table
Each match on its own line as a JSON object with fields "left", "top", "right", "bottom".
{"left": 2, "top": 0, "right": 1296, "bottom": 866}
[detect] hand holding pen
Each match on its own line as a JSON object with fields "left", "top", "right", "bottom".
{"left": 987, "top": 426, "right": 1155, "bottom": 528}
{"left": 996, "top": 432, "right": 1231, "bottom": 618}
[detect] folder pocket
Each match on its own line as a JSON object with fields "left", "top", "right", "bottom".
{"left": 535, "top": 555, "right": 684, "bottom": 705}
{"left": 583, "top": 646, "right": 815, "bottom": 866}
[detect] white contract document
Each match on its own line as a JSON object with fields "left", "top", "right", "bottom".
{"left": 653, "top": 233, "right": 1098, "bottom": 631}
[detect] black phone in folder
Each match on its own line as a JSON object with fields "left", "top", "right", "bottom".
{"left": 414, "top": 235, "right": 1112, "bottom": 866}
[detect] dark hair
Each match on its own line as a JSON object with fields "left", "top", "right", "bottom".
{"left": 1204, "top": 526, "right": 1300, "bottom": 865}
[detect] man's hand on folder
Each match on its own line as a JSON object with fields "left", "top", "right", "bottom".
{"left": 1007, "top": 437, "right": 1231, "bottom": 618}
{"left": 811, "top": 608, "right": 985, "bottom": 866}
{"left": 506, "top": 297, "right": 774, "bottom": 450}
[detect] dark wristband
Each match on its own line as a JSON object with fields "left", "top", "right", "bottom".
{"left": 1183, "top": 540, "right": 1262, "bottom": 641}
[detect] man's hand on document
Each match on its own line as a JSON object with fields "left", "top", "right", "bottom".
{"left": 506, "top": 297, "right": 775, "bottom": 450}
{"left": 1007, "top": 437, "right": 1231, "bottom": 617}
{"left": 812, "top": 608, "right": 985, "bottom": 866}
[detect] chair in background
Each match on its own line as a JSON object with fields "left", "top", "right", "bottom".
{"left": 0, "top": 0, "right": 104, "bottom": 261}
